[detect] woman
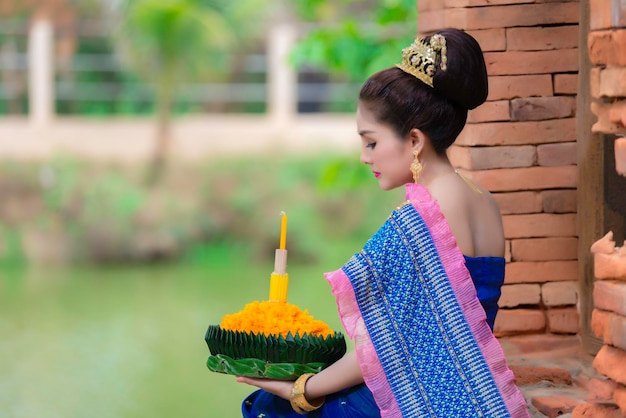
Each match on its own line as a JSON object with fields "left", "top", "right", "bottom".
{"left": 237, "top": 28, "right": 530, "bottom": 417}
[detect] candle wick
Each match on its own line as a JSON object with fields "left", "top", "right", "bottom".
{"left": 279, "top": 211, "right": 288, "bottom": 251}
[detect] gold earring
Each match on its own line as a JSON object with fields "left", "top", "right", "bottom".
{"left": 410, "top": 151, "right": 423, "bottom": 183}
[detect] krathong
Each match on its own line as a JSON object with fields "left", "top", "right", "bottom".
{"left": 205, "top": 212, "right": 346, "bottom": 380}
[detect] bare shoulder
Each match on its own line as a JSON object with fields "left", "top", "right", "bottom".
{"left": 428, "top": 174, "right": 504, "bottom": 257}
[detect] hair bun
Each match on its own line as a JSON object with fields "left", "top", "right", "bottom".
{"left": 430, "top": 29, "right": 488, "bottom": 110}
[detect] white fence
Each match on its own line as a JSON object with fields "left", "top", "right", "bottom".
{"left": 1, "top": 18, "right": 360, "bottom": 123}
{"left": 0, "top": 18, "right": 359, "bottom": 160}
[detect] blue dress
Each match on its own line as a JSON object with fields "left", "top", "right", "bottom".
{"left": 241, "top": 256, "right": 505, "bottom": 418}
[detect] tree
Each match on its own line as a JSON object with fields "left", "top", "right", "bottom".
{"left": 290, "top": 0, "right": 417, "bottom": 83}
{"left": 288, "top": 0, "right": 417, "bottom": 190}
{"left": 114, "top": 0, "right": 267, "bottom": 184}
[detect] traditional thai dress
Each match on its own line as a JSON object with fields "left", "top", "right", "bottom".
{"left": 242, "top": 183, "right": 530, "bottom": 417}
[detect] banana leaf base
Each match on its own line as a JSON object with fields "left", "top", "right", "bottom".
{"left": 205, "top": 325, "right": 347, "bottom": 379}
{"left": 206, "top": 354, "right": 325, "bottom": 380}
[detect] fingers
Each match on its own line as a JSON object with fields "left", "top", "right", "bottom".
{"left": 236, "top": 376, "right": 257, "bottom": 385}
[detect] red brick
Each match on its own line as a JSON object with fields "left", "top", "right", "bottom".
{"left": 466, "top": 166, "right": 577, "bottom": 192}
{"left": 546, "top": 307, "right": 579, "bottom": 334}
{"left": 503, "top": 213, "right": 577, "bottom": 238}
{"left": 505, "top": 239, "right": 512, "bottom": 262}
{"left": 607, "top": 313, "right": 626, "bottom": 351}
{"left": 572, "top": 403, "right": 622, "bottom": 418}
{"left": 488, "top": 75, "right": 553, "bottom": 100}
{"left": 554, "top": 74, "right": 578, "bottom": 95}
{"left": 585, "top": 377, "right": 617, "bottom": 401}
{"left": 511, "top": 96, "right": 576, "bottom": 121}
{"left": 507, "top": 26, "right": 579, "bottom": 51}
{"left": 484, "top": 49, "right": 578, "bottom": 76}
{"left": 616, "top": 138, "right": 626, "bottom": 176}
{"left": 592, "top": 230, "right": 616, "bottom": 257}
{"left": 588, "top": 30, "right": 626, "bottom": 67}
{"left": 449, "top": 145, "right": 535, "bottom": 170}
{"left": 417, "top": 0, "right": 443, "bottom": 11}
{"left": 613, "top": 385, "right": 626, "bottom": 416}
{"left": 542, "top": 281, "right": 578, "bottom": 307}
{"left": 494, "top": 191, "right": 542, "bottom": 215}
{"left": 418, "top": 3, "right": 579, "bottom": 32}
{"left": 594, "top": 281, "right": 626, "bottom": 317}
{"left": 531, "top": 395, "right": 581, "bottom": 417}
{"left": 457, "top": 118, "right": 576, "bottom": 146}
{"left": 511, "top": 238, "right": 578, "bottom": 261}
{"left": 592, "top": 101, "right": 626, "bottom": 135}
{"left": 457, "top": 145, "right": 536, "bottom": 170}
{"left": 593, "top": 345, "right": 626, "bottom": 386}
{"left": 493, "top": 308, "right": 546, "bottom": 336}
{"left": 609, "top": 101, "right": 626, "bottom": 130}
{"left": 541, "top": 189, "right": 577, "bottom": 213}
{"left": 511, "top": 365, "right": 572, "bottom": 386}
{"left": 595, "top": 67, "right": 626, "bottom": 98}
{"left": 537, "top": 142, "right": 578, "bottom": 166}
{"left": 505, "top": 261, "right": 578, "bottom": 284}
{"left": 590, "top": 0, "right": 626, "bottom": 30}
{"left": 467, "top": 28, "right": 506, "bottom": 52}
{"left": 499, "top": 283, "right": 541, "bottom": 308}
{"left": 591, "top": 309, "right": 611, "bottom": 341}
{"left": 467, "top": 100, "right": 510, "bottom": 123}
{"left": 594, "top": 253, "right": 626, "bottom": 280}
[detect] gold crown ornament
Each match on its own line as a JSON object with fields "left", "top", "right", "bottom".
{"left": 396, "top": 33, "right": 447, "bottom": 87}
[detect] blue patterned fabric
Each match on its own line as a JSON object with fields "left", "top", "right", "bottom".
{"left": 340, "top": 203, "right": 510, "bottom": 417}
{"left": 240, "top": 255, "right": 505, "bottom": 417}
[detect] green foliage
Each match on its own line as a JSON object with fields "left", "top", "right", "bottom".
{"left": 290, "top": 0, "right": 417, "bottom": 82}
{"left": 0, "top": 153, "right": 403, "bottom": 266}
{"left": 115, "top": 0, "right": 268, "bottom": 85}
{"left": 0, "top": 227, "right": 25, "bottom": 268}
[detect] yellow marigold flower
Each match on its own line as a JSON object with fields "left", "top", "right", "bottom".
{"left": 220, "top": 300, "right": 334, "bottom": 338}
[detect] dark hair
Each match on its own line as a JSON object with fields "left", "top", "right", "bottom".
{"left": 359, "top": 28, "right": 488, "bottom": 154}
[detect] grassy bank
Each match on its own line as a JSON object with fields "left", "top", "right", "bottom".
{"left": 0, "top": 153, "right": 404, "bottom": 266}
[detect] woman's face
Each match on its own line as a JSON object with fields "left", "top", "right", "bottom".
{"left": 356, "top": 102, "right": 414, "bottom": 190}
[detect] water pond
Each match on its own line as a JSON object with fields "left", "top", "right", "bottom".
{"left": 0, "top": 251, "right": 345, "bottom": 418}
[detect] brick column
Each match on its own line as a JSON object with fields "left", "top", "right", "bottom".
{"left": 572, "top": 232, "right": 626, "bottom": 416}
{"left": 417, "top": 1, "right": 580, "bottom": 337}
{"left": 572, "top": 1, "right": 626, "bottom": 416}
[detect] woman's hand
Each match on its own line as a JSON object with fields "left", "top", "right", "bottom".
{"left": 236, "top": 351, "right": 363, "bottom": 402}
{"left": 236, "top": 376, "right": 293, "bottom": 400}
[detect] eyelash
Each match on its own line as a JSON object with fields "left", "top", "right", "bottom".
{"left": 366, "top": 142, "right": 376, "bottom": 149}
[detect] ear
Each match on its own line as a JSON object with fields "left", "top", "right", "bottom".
{"left": 408, "top": 128, "right": 427, "bottom": 156}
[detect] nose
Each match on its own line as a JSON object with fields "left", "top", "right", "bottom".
{"left": 360, "top": 148, "right": 371, "bottom": 165}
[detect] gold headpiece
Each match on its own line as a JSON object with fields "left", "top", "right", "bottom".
{"left": 396, "top": 33, "right": 447, "bottom": 87}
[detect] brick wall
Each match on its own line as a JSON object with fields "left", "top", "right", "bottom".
{"left": 417, "top": 0, "right": 581, "bottom": 337}
{"left": 580, "top": 232, "right": 626, "bottom": 415}
{"left": 573, "top": 0, "right": 626, "bottom": 415}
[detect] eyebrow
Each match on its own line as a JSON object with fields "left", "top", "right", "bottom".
{"left": 358, "top": 130, "right": 376, "bottom": 136}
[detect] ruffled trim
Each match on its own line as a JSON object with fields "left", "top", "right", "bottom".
{"left": 324, "top": 268, "right": 402, "bottom": 417}
{"left": 404, "top": 183, "right": 529, "bottom": 417}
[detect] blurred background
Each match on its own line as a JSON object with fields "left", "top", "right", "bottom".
{"left": 0, "top": 0, "right": 415, "bottom": 416}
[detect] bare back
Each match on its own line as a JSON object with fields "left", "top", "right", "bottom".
{"left": 427, "top": 172, "right": 505, "bottom": 258}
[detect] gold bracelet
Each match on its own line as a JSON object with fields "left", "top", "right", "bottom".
{"left": 290, "top": 373, "right": 325, "bottom": 415}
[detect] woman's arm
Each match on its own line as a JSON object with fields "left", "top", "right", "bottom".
{"left": 236, "top": 350, "right": 363, "bottom": 401}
